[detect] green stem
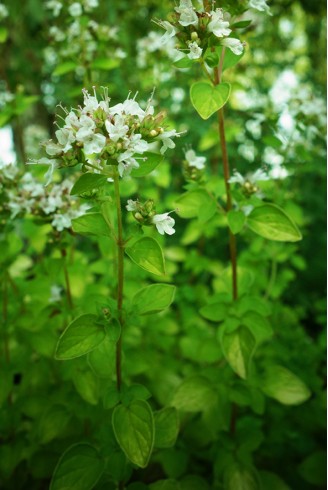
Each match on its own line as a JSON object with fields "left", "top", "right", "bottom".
{"left": 113, "top": 167, "right": 124, "bottom": 392}
{"left": 265, "top": 259, "right": 277, "bottom": 299}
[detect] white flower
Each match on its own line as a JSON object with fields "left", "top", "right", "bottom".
{"left": 83, "top": 133, "right": 106, "bottom": 154}
{"left": 152, "top": 212, "right": 176, "bottom": 235}
{"left": 0, "top": 162, "right": 18, "bottom": 180}
{"left": 126, "top": 133, "right": 149, "bottom": 154}
{"left": 45, "top": 0, "right": 62, "bottom": 17}
{"left": 159, "top": 129, "right": 181, "bottom": 154}
{"left": 0, "top": 3, "right": 9, "bottom": 19}
{"left": 187, "top": 42, "right": 202, "bottom": 60}
{"left": 175, "top": 0, "right": 198, "bottom": 27}
{"left": 126, "top": 199, "right": 139, "bottom": 211}
{"left": 248, "top": 0, "right": 272, "bottom": 15}
{"left": 110, "top": 98, "right": 145, "bottom": 120}
{"left": 51, "top": 213, "right": 72, "bottom": 231}
{"left": 49, "top": 285, "right": 62, "bottom": 303}
{"left": 229, "top": 168, "right": 269, "bottom": 185}
{"left": 208, "top": 9, "right": 231, "bottom": 38}
{"left": 75, "top": 115, "right": 96, "bottom": 141}
{"left": 158, "top": 21, "right": 178, "bottom": 46}
{"left": 68, "top": 2, "right": 83, "bottom": 17}
{"left": 65, "top": 111, "right": 80, "bottom": 129}
{"left": 221, "top": 38, "right": 244, "bottom": 56}
{"left": 185, "top": 149, "right": 205, "bottom": 169}
{"left": 83, "top": 0, "right": 98, "bottom": 11}
{"left": 45, "top": 140, "right": 63, "bottom": 156}
{"left": 55, "top": 128, "right": 76, "bottom": 152}
{"left": 82, "top": 89, "right": 99, "bottom": 114}
{"left": 105, "top": 114, "right": 129, "bottom": 142}
{"left": 117, "top": 152, "right": 139, "bottom": 177}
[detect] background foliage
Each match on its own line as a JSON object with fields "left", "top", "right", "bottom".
{"left": 0, "top": 0, "right": 326, "bottom": 489}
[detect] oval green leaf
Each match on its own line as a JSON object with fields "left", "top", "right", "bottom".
{"left": 131, "top": 152, "right": 163, "bottom": 177}
{"left": 50, "top": 443, "right": 105, "bottom": 490}
{"left": 227, "top": 210, "right": 246, "bottom": 234}
{"left": 55, "top": 314, "right": 106, "bottom": 360}
{"left": 260, "top": 365, "right": 311, "bottom": 405}
{"left": 171, "top": 376, "right": 217, "bottom": 412}
{"left": 70, "top": 173, "right": 108, "bottom": 195}
{"left": 72, "top": 213, "right": 112, "bottom": 237}
{"left": 154, "top": 407, "right": 179, "bottom": 449}
{"left": 220, "top": 326, "right": 256, "bottom": 379}
{"left": 132, "top": 284, "right": 176, "bottom": 315}
{"left": 247, "top": 204, "right": 302, "bottom": 242}
{"left": 125, "top": 237, "right": 165, "bottom": 276}
{"left": 190, "top": 81, "right": 231, "bottom": 120}
{"left": 175, "top": 189, "right": 217, "bottom": 223}
{"left": 112, "top": 400, "right": 154, "bottom": 468}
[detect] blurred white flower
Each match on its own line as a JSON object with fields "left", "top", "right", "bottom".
{"left": 152, "top": 212, "right": 176, "bottom": 235}
{"left": 49, "top": 285, "right": 62, "bottom": 303}
{"left": 185, "top": 149, "right": 206, "bottom": 169}
{"left": 126, "top": 199, "right": 139, "bottom": 211}
{"left": 45, "top": 0, "right": 62, "bottom": 17}
{"left": 68, "top": 2, "right": 83, "bottom": 17}
{"left": 248, "top": 0, "right": 272, "bottom": 15}
{"left": 229, "top": 168, "right": 269, "bottom": 185}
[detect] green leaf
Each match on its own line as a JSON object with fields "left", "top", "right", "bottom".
{"left": 154, "top": 407, "right": 179, "bottom": 449}
{"left": 149, "top": 480, "right": 181, "bottom": 490}
{"left": 260, "top": 365, "right": 311, "bottom": 405}
{"left": 259, "top": 471, "right": 291, "bottom": 490}
{"left": 50, "top": 443, "right": 105, "bottom": 490}
{"left": 298, "top": 451, "right": 327, "bottom": 486}
{"left": 72, "top": 213, "right": 112, "bottom": 237}
{"left": 232, "top": 20, "right": 252, "bottom": 29}
{"left": 87, "top": 336, "right": 116, "bottom": 378}
{"left": 190, "top": 81, "right": 231, "bottom": 119}
{"left": 55, "top": 314, "right": 106, "bottom": 360}
{"left": 112, "top": 400, "right": 154, "bottom": 468}
{"left": 171, "top": 376, "right": 217, "bottom": 412}
{"left": 90, "top": 58, "right": 120, "bottom": 70}
{"left": 224, "top": 464, "right": 261, "bottom": 490}
{"left": 199, "top": 302, "right": 228, "bottom": 322}
{"left": 70, "top": 173, "right": 108, "bottom": 195}
{"left": 38, "top": 405, "right": 71, "bottom": 444}
{"left": 227, "top": 210, "right": 246, "bottom": 234}
{"left": 247, "top": 204, "right": 302, "bottom": 242}
{"left": 220, "top": 326, "right": 256, "bottom": 379}
{"left": 132, "top": 284, "right": 176, "bottom": 315}
{"left": 126, "top": 237, "right": 165, "bottom": 276}
{"left": 173, "top": 56, "right": 194, "bottom": 69}
{"left": 73, "top": 370, "right": 100, "bottom": 405}
{"left": 131, "top": 153, "right": 163, "bottom": 177}
{"left": 53, "top": 61, "right": 77, "bottom": 76}
{"left": 175, "top": 189, "right": 217, "bottom": 222}
{"left": 180, "top": 475, "right": 210, "bottom": 490}
{"left": 242, "top": 311, "right": 273, "bottom": 344}
{"left": 0, "top": 27, "right": 8, "bottom": 43}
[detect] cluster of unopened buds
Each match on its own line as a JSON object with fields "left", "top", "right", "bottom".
{"left": 32, "top": 87, "right": 183, "bottom": 184}
{"left": 155, "top": 0, "right": 271, "bottom": 62}
{"left": 126, "top": 199, "right": 176, "bottom": 236}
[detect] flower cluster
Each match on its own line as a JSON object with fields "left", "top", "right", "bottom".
{"left": 126, "top": 199, "right": 176, "bottom": 236}
{"left": 154, "top": 0, "right": 247, "bottom": 65}
{"left": 0, "top": 163, "right": 89, "bottom": 233}
{"left": 44, "top": 1, "right": 125, "bottom": 78}
{"left": 33, "top": 88, "right": 182, "bottom": 183}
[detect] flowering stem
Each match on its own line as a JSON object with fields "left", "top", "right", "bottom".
{"left": 113, "top": 167, "right": 124, "bottom": 392}
{"left": 214, "top": 54, "right": 238, "bottom": 302}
